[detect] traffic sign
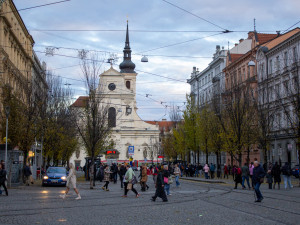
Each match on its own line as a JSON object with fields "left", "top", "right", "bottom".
{"left": 128, "top": 146, "right": 134, "bottom": 156}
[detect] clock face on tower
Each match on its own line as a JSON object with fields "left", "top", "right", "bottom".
{"left": 108, "top": 83, "right": 116, "bottom": 91}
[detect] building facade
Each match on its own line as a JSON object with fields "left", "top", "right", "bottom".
{"left": 70, "top": 23, "right": 160, "bottom": 167}
{"left": 223, "top": 31, "right": 278, "bottom": 166}
{"left": 0, "top": 0, "right": 34, "bottom": 111}
{"left": 256, "top": 28, "right": 300, "bottom": 166}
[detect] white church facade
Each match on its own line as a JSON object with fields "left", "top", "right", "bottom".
{"left": 70, "top": 22, "right": 160, "bottom": 167}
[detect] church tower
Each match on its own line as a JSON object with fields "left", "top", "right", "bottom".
{"left": 119, "top": 21, "right": 136, "bottom": 73}
{"left": 71, "top": 21, "right": 160, "bottom": 166}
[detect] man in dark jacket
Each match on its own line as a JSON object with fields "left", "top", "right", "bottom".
{"left": 119, "top": 164, "right": 126, "bottom": 189}
{"left": 241, "top": 163, "right": 251, "bottom": 189}
{"left": 151, "top": 168, "right": 168, "bottom": 202}
{"left": 23, "top": 164, "right": 32, "bottom": 186}
{"left": 253, "top": 161, "right": 265, "bottom": 202}
{"left": 0, "top": 163, "right": 8, "bottom": 196}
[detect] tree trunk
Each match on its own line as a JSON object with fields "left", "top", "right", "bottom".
{"left": 205, "top": 146, "right": 208, "bottom": 164}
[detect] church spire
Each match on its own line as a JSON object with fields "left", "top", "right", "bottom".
{"left": 119, "top": 21, "right": 136, "bottom": 73}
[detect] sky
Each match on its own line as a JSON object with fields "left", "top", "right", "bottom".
{"left": 13, "top": 0, "right": 300, "bottom": 121}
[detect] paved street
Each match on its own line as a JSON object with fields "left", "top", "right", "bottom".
{"left": 0, "top": 177, "right": 299, "bottom": 225}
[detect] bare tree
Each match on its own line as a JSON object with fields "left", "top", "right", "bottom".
{"left": 74, "top": 53, "right": 113, "bottom": 189}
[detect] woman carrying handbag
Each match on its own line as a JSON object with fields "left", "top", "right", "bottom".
{"left": 123, "top": 165, "right": 139, "bottom": 198}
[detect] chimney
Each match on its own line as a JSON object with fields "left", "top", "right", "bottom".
{"left": 216, "top": 45, "right": 220, "bottom": 52}
{"left": 193, "top": 66, "right": 196, "bottom": 72}
{"left": 276, "top": 31, "right": 280, "bottom": 37}
{"left": 162, "top": 118, "right": 167, "bottom": 121}
{"left": 235, "top": 43, "right": 238, "bottom": 46}
{"left": 239, "top": 38, "right": 244, "bottom": 43}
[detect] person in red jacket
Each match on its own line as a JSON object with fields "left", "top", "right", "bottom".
{"left": 224, "top": 164, "right": 229, "bottom": 179}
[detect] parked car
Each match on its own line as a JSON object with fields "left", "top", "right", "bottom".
{"left": 292, "top": 165, "right": 299, "bottom": 178}
{"left": 42, "top": 167, "right": 67, "bottom": 187}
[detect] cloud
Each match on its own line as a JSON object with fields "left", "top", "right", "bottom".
{"left": 13, "top": 0, "right": 300, "bottom": 120}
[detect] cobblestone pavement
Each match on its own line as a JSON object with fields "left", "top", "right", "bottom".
{"left": 0, "top": 177, "right": 299, "bottom": 225}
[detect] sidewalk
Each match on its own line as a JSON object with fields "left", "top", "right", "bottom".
{"left": 180, "top": 175, "right": 299, "bottom": 186}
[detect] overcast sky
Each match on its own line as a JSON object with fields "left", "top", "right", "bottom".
{"left": 14, "top": 0, "right": 300, "bottom": 120}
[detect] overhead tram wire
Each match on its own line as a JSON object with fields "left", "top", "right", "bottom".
{"left": 161, "top": 0, "right": 230, "bottom": 32}
{"left": 283, "top": 20, "right": 300, "bottom": 33}
{"left": 137, "top": 32, "right": 225, "bottom": 54}
{"left": 0, "top": 0, "right": 71, "bottom": 15}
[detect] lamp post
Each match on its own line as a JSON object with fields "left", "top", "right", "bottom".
{"left": 5, "top": 106, "right": 10, "bottom": 169}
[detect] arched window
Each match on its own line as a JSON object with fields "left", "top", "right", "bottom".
{"left": 126, "top": 80, "right": 131, "bottom": 89}
{"left": 108, "top": 107, "right": 116, "bottom": 127}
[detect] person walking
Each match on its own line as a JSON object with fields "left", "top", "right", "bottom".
{"left": 210, "top": 163, "right": 215, "bottom": 179}
{"left": 174, "top": 164, "right": 180, "bottom": 187}
{"left": 241, "top": 163, "right": 251, "bottom": 189}
{"left": 119, "top": 164, "right": 126, "bottom": 189}
{"left": 152, "top": 165, "right": 158, "bottom": 184}
{"left": 224, "top": 164, "right": 229, "bottom": 179}
{"left": 102, "top": 165, "right": 112, "bottom": 191}
{"left": 60, "top": 163, "right": 81, "bottom": 200}
{"left": 234, "top": 166, "right": 242, "bottom": 189}
{"left": 281, "top": 162, "right": 293, "bottom": 189}
{"left": 266, "top": 169, "right": 273, "bottom": 189}
{"left": 151, "top": 167, "right": 168, "bottom": 202}
{"left": 23, "top": 164, "right": 33, "bottom": 186}
{"left": 249, "top": 162, "right": 254, "bottom": 189}
{"left": 204, "top": 164, "right": 210, "bottom": 179}
{"left": 271, "top": 162, "right": 281, "bottom": 189}
{"left": 123, "top": 165, "right": 139, "bottom": 198}
{"left": 0, "top": 163, "right": 8, "bottom": 196}
{"left": 140, "top": 165, "right": 148, "bottom": 192}
{"left": 163, "top": 165, "right": 171, "bottom": 196}
{"left": 253, "top": 161, "right": 265, "bottom": 202}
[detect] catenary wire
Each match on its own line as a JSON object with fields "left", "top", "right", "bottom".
{"left": 0, "top": 0, "right": 71, "bottom": 15}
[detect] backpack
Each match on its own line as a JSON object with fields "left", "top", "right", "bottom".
{"left": 237, "top": 168, "right": 242, "bottom": 175}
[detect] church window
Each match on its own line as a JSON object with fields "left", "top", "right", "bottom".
{"left": 126, "top": 80, "right": 131, "bottom": 89}
{"left": 108, "top": 107, "right": 116, "bottom": 127}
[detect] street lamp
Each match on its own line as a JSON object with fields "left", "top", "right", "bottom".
{"left": 5, "top": 106, "right": 10, "bottom": 169}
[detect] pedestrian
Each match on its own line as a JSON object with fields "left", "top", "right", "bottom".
{"left": 113, "top": 163, "right": 118, "bottom": 184}
{"left": 174, "top": 164, "right": 180, "bottom": 187}
{"left": 123, "top": 165, "right": 139, "bottom": 198}
{"left": 252, "top": 161, "right": 265, "bottom": 202}
{"left": 60, "top": 163, "right": 81, "bottom": 200}
{"left": 0, "top": 163, "right": 8, "bottom": 196}
{"left": 249, "top": 162, "right": 254, "bottom": 189}
{"left": 163, "top": 165, "right": 171, "bottom": 196}
{"left": 266, "top": 169, "right": 273, "bottom": 189}
{"left": 232, "top": 165, "right": 236, "bottom": 180}
{"left": 101, "top": 164, "right": 105, "bottom": 182}
{"left": 234, "top": 166, "right": 242, "bottom": 189}
{"left": 119, "top": 164, "right": 126, "bottom": 189}
{"left": 199, "top": 164, "right": 203, "bottom": 177}
{"left": 204, "top": 164, "right": 210, "bottom": 179}
{"left": 281, "top": 162, "right": 293, "bottom": 189}
{"left": 102, "top": 165, "right": 112, "bottom": 191}
{"left": 140, "top": 164, "right": 148, "bottom": 192}
{"left": 23, "top": 163, "right": 33, "bottom": 186}
{"left": 151, "top": 167, "right": 168, "bottom": 202}
{"left": 210, "top": 163, "right": 215, "bottom": 179}
{"left": 224, "top": 164, "right": 229, "bottom": 179}
{"left": 241, "top": 163, "right": 251, "bottom": 189}
{"left": 271, "top": 162, "right": 281, "bottom": 189}
{"left": 152, "top": 165, "right": 158, "bottom": 184}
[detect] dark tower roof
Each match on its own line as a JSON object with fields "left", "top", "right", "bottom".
{"left": 119, "top": 21, "right": 136, "bottom": 73}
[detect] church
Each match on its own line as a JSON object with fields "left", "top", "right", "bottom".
{"left": 70, "top": 22, "right": 160, "bottom": 167}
